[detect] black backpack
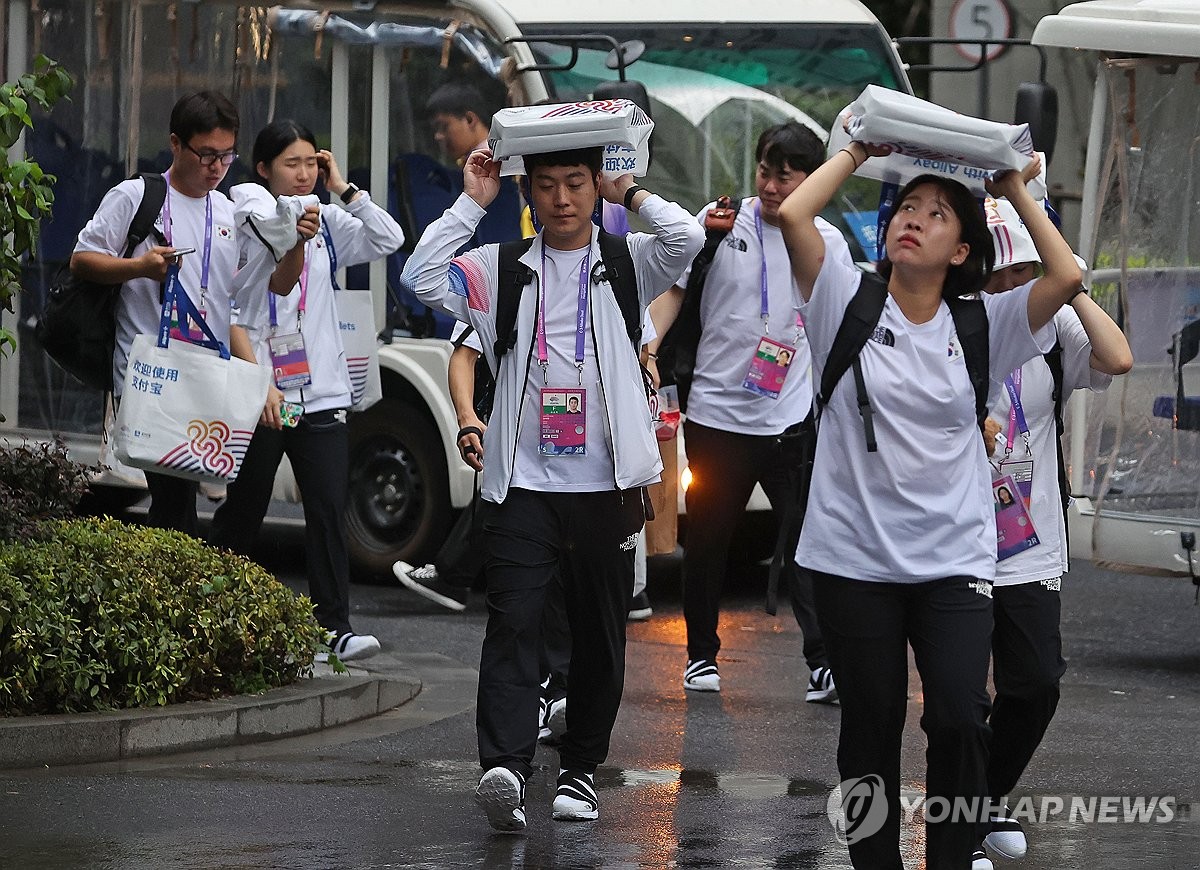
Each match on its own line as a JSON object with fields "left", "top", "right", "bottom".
{"left": 492, "top": 230, "right": 642, "bottom": 365}
{"left": 37, "top": 173, "right": 167, "bottom": 391}
{"left": 655, "top": 195, "right": 742, "bottom": 413}
{"left": 765, "top": 272, "right": 990, "bottom": 613}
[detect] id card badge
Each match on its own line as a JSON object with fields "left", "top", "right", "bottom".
{"left": 268, "top": 331, "right": 313, "bottom": 390}
{"left": 742, "top": 336, "right": 796, "bottom": 399}
{"left": 540, "top": 388, "right": 586, "bottom": 456}
{"left": 993, "top": 472, "right": 1040, "bottom": 561}
{"left": 169, "top": 301, "right": 208, "bottom": 342}
{"left": 995, "top": 457, "right": 1034, "bottom": 510}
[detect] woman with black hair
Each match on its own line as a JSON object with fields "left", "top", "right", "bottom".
{"left": 211, "top": 119, "right": 404, "bottom": 661}
{"left": 778, "top": 141, "right": 1081, "bottom": 870}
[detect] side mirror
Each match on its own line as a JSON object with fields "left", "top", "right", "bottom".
{"left": 1014, "top": 81, "right": 1058, "bottom": 165}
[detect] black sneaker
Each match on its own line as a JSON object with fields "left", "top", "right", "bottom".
{"left": 475, "top": 767, "right": 527, "bottom": 832}
{"left": 552, "top": 769, "right": 599, "bottom": 821}
{"left": 392, "top": 560, "right": 468, "bottom": 612}
{"left": 628, "top": 590, "right": 653, "bottom": 621}
{"left": 805, "top": 666, "right": 839, "bottom": 704}
{"left": 683, "top": 658, "right": 720, "bottom": 692}
{"left": 538, "top": 695, "right": 567, "bottom": 745}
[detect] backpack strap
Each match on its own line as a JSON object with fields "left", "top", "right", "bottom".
{"left": 596, "top": 229, "right": 641, "bottom": 349}
{"left": 493, "top": 238, "right": 536, "bottom": 361}
{"left": 817, "top": 272, "right": 889, "bottom": 451}
{"left": 126, "top": 172, "right": 168, "bottom": 256}
{"left": 1043, "top": 336, "right": 1071, "bottom": 568}
{"left": 945, "top": 295, "right": 991, "bottom": 433}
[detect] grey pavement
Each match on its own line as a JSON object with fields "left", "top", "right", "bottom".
{"left": 1, "top": 530, "right": 1198, "bottom": 868}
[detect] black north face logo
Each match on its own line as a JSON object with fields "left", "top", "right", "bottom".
{"left": 724, "top": 235, "right": 748, "bottom": 252}
{"left": 869, "top": 326, "right": 895, "bottom": 347}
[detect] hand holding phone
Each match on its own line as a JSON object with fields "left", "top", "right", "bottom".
{"left": 170, "top": 246, "right": 196, "bottom": 259}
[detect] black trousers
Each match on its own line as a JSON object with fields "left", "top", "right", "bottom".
{"left": 682, "top": 420, "right": 826, "bottom": 668}
{"left": 813, "top": 572, "right": 993, "bottom": 870}
{"left": 210, "top": 410, "right": 352, "bottom": 636}
{"left": 987, "top": 580, "right": 1065, "bottom": 802}
{"left": 477, "top": 487, "right": 643, "bottom": 778}
{"left": 145, "top": 471, "right": 199, "bottom": 536}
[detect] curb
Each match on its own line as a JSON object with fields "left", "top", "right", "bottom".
{"left": 0, "top": 665, "right": 421, "bottom": 770}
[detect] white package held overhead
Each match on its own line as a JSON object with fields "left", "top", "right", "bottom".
{"left": 828, "top": 85, "right": 1045, "bottom": 198}
{"left": 488, "top": 99, "right": 653, "bottom": 178}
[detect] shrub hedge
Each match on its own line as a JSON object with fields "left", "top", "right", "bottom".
{"left": 0, "top": 516, "right": 323, "bottom": 716}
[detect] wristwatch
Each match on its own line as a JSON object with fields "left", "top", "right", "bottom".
{"left": 623, "top": 184, "right": 645, "bottom": 211}
{"left": 339, "top": 184, "right": 360, "bottom": 204}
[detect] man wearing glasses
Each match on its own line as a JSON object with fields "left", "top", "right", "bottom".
{"left": 71, "top": 91, "right": 251, "bottom": 534}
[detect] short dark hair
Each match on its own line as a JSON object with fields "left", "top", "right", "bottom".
{"left": 756, "top": 122, "right": 825, "bottom": 176}
{"left": 876, "top": 174, "right": 994, "bottom": 298}
{"left": 425, "top": 83, "right": 494, "bottom": 127}
{"left": 251, "top": 119, "right": 318, "bottom": 184}
{"left": 523, "top": 147, "right": 604, "bottom": 178}
{"left": 170, "top": 91, "right": 239, "bottom": 145}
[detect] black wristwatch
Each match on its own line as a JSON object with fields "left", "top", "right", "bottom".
{"left": 339, "top": 184, "right": 360, "bottom": 204}
{"left": 623, "top": 184, "right": 645, "bottom": 211}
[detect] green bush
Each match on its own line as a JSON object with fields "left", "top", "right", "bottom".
{"left": 0, "top": 516, "right": 324, "bottom": 715}
{"left": 0, "top": 437, "right": 92, "bottom": 541}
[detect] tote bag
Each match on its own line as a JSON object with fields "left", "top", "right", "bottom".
{"left": 114, "top": 263, "right": 269, "bottom": 484}
{"left": 323, "top": 225, "right": 382, "bottom": 411}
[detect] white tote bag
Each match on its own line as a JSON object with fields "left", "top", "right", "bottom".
{"left": 335, "top": 288, "right": 382, "bottom": 412}
{"left": 114, "top": 265, "right": 269, "bottom": 484}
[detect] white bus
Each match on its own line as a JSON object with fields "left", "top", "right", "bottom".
{"left": 2, "top": 0, "right": 909, "bottom": 575}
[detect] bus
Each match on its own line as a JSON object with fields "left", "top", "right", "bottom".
{"left": 1, "top": 0, "right": 909, "bottom": 575}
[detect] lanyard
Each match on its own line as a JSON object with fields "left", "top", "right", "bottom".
{"left": 268, "top": 240, "right": 312, "bottom": 331}
{"left": 161, "top": 171, "right": 214, "bottom": 294}
{"left": 537, "top": 244, "right": 590, "bottom": 385}
{"left": 1004, "top": 367, "right": 1031, "bottom": 453}
{"left": 754, "top": 201, "right": 770, "bottom": 333}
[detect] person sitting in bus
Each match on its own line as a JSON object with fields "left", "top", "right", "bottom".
{"left": 778, "top": 143, "right": 1082, "bottom": 870}
{"left": 975, "top": 198, "right": 1131, "bottom": 869}
{"left": 211, "top": 119, "right": 404, "bottom": 663}
{"left": 402, "top": 141, "right": 702, "bottom": 832}
{"left": 71, "top": 91, "right": 249, "bottom": 536}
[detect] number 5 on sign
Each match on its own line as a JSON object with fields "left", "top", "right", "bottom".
{"left": 949, "top": 0, "right": 1013, "bottom": 63}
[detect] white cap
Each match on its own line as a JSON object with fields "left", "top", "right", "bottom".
{"left": 984, "top": 196, "right": 1040, "bottom": 269}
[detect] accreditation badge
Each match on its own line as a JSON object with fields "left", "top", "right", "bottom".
{"left": 540, "top": 388, "right": 586, "bottom": 456}
{"left": 268, "top": 331, "right": 313, "bottom": 390}
{"left": 742, "top": 335, "right": 796, "bottom": 399}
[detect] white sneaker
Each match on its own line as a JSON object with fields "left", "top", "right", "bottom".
{"left": 984, "top": 807, "right": 1028, "bottom": 859}
{"left": 475, "top": 767, "right": 526, "bottom": 832}
{"left": 683, "top": 659, "right": 720, "bottom": 692}
{"left": 323, "top": 631, "right": 381, "bottom": 662}
{"left": 552, "top": 769, "right": 599, "bottom": 821}
{"left": 971, "top": 847, "right": 994, "bottom": 870}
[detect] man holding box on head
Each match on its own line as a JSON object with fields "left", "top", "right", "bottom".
{"left": 402, "top": 100, "right": 703, "bottom": 832}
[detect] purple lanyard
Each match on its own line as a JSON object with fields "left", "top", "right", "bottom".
{"left": 753, "top": 201, "right": 771, "bottom": 333}
{"left": 537, "top": 245, "right": 590, "bottom": 384}
{"left": 161, "top": 171, "right": 214, "bottom": 295}
{"left": 268, "top": 241, "right": 311, "bottom": 331}
{"left": 1004, "top": 367, "right": 1031, "bottom": 452}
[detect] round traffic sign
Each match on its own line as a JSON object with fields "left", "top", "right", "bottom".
{"left": 949, "top": 0, "right": 1013, "bottom": 63}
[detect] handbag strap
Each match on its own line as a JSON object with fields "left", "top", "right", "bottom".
{"left": 157, "top": 262, "right": 230, "bottom": 359}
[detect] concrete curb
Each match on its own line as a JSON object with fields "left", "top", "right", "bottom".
{"left": 0, "top": 664, "right": 421, "bottom": 770}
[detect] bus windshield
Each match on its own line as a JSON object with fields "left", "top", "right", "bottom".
{"left": 526, "top": 22, "right": 904, "bottom": 248}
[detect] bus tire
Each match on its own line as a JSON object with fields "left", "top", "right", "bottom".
{"left": 345, "top": 398, "right": 451, "bottom": 579}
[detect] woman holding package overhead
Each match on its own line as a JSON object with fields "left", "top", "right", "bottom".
{"left": 211, "top": 119, "right": 404, "bottom": 662}
{"left": 778, "top": 140, "right": 1082, "bottom": 870}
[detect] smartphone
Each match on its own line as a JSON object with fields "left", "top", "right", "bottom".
{"left": 280, "top": 401, "right": 303, "bottom": 428}
{"left": 170, "top": 246, "right": 196, "bottom": 258}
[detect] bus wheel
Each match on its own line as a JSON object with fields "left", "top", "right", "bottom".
{"left": 346, "top": 398, "right": 451, "bottom": 579}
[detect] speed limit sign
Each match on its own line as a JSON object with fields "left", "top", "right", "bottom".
{"left": 949, "top": 0, "right": 1013, "bottom": 63}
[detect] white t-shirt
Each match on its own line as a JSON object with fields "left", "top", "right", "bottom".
{"left": 509, "top": 245, "right": 618, "bottom": 492}
{"left": 989, "top": 301, "right": 1111, "bottom": 585}
{"left": 796, "top": 255, "right": 1054, "bottom": 584}
{"left": 678, "top": 199, "right": 853, "bottom": 435}
{"left": 74, "top": 177, "right": 238, "bottom": 396}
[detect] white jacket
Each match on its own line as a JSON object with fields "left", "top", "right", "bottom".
{"left": 402, "top": 192, "right": 704, "bottom": 503}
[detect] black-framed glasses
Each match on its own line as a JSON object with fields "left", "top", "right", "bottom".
{"left": 184, "top": 142, "right": 238, "bottom": 167}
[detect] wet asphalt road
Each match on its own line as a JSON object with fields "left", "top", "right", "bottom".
{"left": 2, "top": 519, "right": 1199, "bottom": 869}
